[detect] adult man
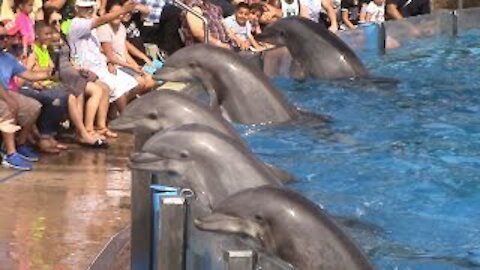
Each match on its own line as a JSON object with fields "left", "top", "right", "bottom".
{"left": 0, "top": 26, "right": 51, "bottom": 170}
{"left": 386, "top": 0, "right": 430, "bottom": 19}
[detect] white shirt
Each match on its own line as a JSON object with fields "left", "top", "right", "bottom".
{"left": 97, "top": 23, "right": 128, "bottom": 62}
{"left": 223, "top": 15, "right": 252, "bottom": 42}
{"left": 365, "top": 1, "right": 385, "bottom": 23}
{"left": 281, "top": 0, "right": 300, "bottom": 17}
{"left": 67, "top": 18, "right": 107, "bottom": 70}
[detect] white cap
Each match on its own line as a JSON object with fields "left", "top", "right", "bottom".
{"left": 75, "top": 0, "right": 97, "bottom": 7}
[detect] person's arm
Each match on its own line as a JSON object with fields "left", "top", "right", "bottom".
{"left": 43, "top": 0, "right": 68, "bottom": 10}
{"left": 17, "top": 70, "right": 52, "bottom": 82}
{"left": 126, "top": 41, "right": 152, "bottom": 65}
{"left": 299, "top": 4, "right": 309, "bottom": 18}
{"left": 341, "top": 9, "right": 355, "bottom": 29}
{"left": 91, "top": 0, "right": 136, "bottom": 29}
{"left": 125, "top": 50, "right": 143, "bottom": 73}
{"left": 322, "top": 0, "right": 338, "bottom": 32}
{"left": 222, "top": 20, "right": 243, "bottom": 47}
{"left": 386, "top": 3, "right": 403, "bottom": 20}
{"left": 359, "top": 3, "right": 367, "bottom": 21}
{"left": 135, "top": 4, "right": 151, "bottom": 16}
{"left": 186, "top": 6, "right": 230, "bottom": 48}
{"left": 100, "top": 41, "right": 137, "bottom": 71}
{"left": 247, "top": 33, "right": 263, "bottom": 50}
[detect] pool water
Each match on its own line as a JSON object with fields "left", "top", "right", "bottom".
{"left": 238, "top": 30, "right": 480, "bottom": 269}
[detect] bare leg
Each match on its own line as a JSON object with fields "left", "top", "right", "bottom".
{"left": 84, "top": 82, "right": 102, "bottom": 133}
{"left": 3, "top": 132, "right": 16, "bottom": 155}
{"left": 68, "top": 94, "right": 102, "bottom": 144}
{"left": 95, "top": 82, "right": 117, "bottom": 138}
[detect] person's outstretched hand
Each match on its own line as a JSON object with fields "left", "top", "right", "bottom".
{"left": 0, "top": 118, "right": 21, "bottom": 133}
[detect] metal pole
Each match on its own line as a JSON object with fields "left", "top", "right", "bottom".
{"left": 153, "top": 195, "right": 188, "bottom": 270}
{"left": 131, "top": 132, "right": 155, "bottom": 270}
{"left": 173, "top": 0, "right": 210, "bottom": 44}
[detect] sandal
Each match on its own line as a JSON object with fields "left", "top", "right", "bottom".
{"left": 77, "top": 138, "right": 109, "bottom": 149}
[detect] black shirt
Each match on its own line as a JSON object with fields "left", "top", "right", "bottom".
{"left": 123, "top": 12, "right": 146, "bottom": 64}
{"left": 386, "top": 0, "right": 430, "bottom": 18}
{"left": 341, "top": 0, "right": 366, "bottom": 25}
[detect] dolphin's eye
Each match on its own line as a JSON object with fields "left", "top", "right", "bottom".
{"left": 180, "top": 151, "right": 189, "bottom": 159}
{"left": 254, "top": 215, "right": 264, "bottom": 222}
{"left": 147, "top": 113, "right": 157, "bottom": 120}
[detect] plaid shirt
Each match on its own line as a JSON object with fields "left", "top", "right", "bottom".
{"left": 136, "top": 0, "right": 167, "bottom": 23}
{"left": 180, "top": 0, "right": 228, "bottom": 45}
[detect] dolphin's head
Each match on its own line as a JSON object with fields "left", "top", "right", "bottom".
{"left": 129, "top": 124, "right": 240, "bottom": 174}
{"left": 130, "top": 124, "right": 251, "bottom": 208}
{"left": 110, "top": 91, "right": 167, "bottom": 133}
{"left": 256, "top": 18, "right": 300, "bottom": 46}
{"left": 153, "top": 44, "right": 225, "bottom": 84}
{"left": 129, "top": 133, "right": 192, "bottom": 175}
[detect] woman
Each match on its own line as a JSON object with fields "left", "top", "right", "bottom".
{"left": 97, "top": 0, "right": 155, "bottom": 94}
{"left": 180, "top": 0, "right": 231, "bottom": 48}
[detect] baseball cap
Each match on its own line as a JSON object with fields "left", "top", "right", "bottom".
{"left": 75, "top": 0, "right": 97, "bottom": 7}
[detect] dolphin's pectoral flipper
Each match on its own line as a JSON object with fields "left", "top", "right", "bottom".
{"left": 195, "top": 213, "right": 265, "bottom": 242}
{"left": 263, "top": 163, "right": 295, "bottom": 184}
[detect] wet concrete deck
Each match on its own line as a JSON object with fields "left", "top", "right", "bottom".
{"left": 0, "top": 134, "right": 133, "bottom": 270}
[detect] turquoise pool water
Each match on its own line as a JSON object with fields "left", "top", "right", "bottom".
{"left": 239, "top": 30, "right": 480, "bottom": 269}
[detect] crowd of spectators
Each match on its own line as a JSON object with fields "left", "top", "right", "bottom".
{"left": 0, "top": 0, "right": 430, "bottom": 171}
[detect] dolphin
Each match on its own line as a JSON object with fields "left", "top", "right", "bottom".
{"left": 110, "top": 90, "right": 294, "bottom": 182}
{"left": 129, "top": 124, "right": 283, "bottom": 208}
{"left": 256, "top": 17, "right": 370, "bottom": 80}
{"left": 195, "top": 186, "right": 374, "bottom": 270}
{"left": 153, "top": 44, "right": 301, "bottom": 124}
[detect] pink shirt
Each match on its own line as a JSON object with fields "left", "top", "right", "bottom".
{"left": 15, "top": 12, "right": 35, "bottom": 46}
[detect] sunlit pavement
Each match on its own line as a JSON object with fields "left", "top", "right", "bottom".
{"left": 0, "top": 134, "right": 133, "bottom": 269}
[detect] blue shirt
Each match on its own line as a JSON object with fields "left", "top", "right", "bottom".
{"left": 0, "top": 52, "right": 27, "bottom": 89}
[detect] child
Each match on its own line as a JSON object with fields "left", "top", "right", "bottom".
{"left": 11, "top": 0, "right": 35, "bottom": 58}
{"left": 223, "top": 2, "right": 263, "bottom": 51}
{"left": 21, "top": 21, "right": 70, "bottom": 153}
{"left": 365, "top": 0, "right": 385, "bottom": 23}
{"left": 249, "top": 3, "right": 263, "bottom": 36}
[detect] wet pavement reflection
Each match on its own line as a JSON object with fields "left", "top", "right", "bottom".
{"left": 0, "top": 134, "right": 133, "bottom": 270}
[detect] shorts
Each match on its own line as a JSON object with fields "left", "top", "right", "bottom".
{"left": 0, "top": 91, "right": 41, "bottom": 127}
{"left": 91, "top": 68, "right": 138, "bottom": 103}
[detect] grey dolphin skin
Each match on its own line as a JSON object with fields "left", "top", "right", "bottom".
{"left": 153, "top": 44, "right": 300, "bottom": 124}
{"left": 129, "top": 124, "right": 283, "bottom": 208}
{"left": 195, "top": 186, "right": 374, "bottom": 270}
{"left": 109, "top": 90, "right": 294, "bottom": 183}
{"left": 256, "top": 17, "right": 370, "bottom": 80}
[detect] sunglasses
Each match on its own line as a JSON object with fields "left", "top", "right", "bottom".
{"left": 0, "top": 35, "right": 9, "bottom": 41}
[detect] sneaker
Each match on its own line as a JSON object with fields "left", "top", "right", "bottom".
{"left": 16, "top": 144, "right": 39, "bottom": 162}
{"left": 2, "top": 152, "right": 32, "bottom": 170}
